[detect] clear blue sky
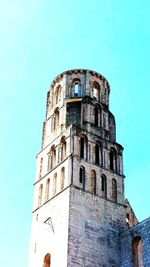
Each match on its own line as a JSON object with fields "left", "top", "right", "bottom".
{"left": 0, "top": 1, "right": 150, "bottom": 266}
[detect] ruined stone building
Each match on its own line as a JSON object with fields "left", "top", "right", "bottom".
{"left": 29, "top": 69, "right": 150, "bottom": 267}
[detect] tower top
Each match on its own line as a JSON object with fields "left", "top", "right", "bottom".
{"left": 50, "top": 69, "right": 110, "bottom": 93}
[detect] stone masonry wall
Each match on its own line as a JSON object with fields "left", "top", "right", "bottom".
{"left": 67, "top": 186, "right": 127, "bottom": 267}
{"left": 29, "top": 188, "right": 70, "bottom": 267}
{"left": 120, "top": 217, "right": 150, "bottom": 267}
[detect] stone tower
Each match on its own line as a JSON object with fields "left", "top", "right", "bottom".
{"left": 29, "top": 69, "right": 127, "bottom": 267}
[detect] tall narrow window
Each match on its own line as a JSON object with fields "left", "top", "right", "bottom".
{"left": 95, "top": 143, "right": 100, "bottom": 165}
{"left": 39, "top": 158, "right": 43, "bottom": 179}
{"left": 80, "top": 135, "right": 88, "bottom": 159}
{"left": 94, "top": 107, "right": 98, "bottom": 126}
{"left": 79, "top": 166, "right": 85, "bottom": 190}
{"left": 54, "top": 108, "right": 59, "bottom": 130}
{"left": 110, "top": 148, "right": 117, "bottom": 172}
{"left": 101, "top": 175, "right": 107, "bottom": 198}
{"left": 53, "top": 173, "right": 57, "bottom": 196}
{"left": 51, "top": 115, "right": 54, "bottom": 131}
{"left": 93, "top": 81, "right": 100, "bottom": 101}
{"left": 74, "top": 83, "right": 80, "bottom": 96}
{"left": 112, "top": 178, "right": 117, "bottom": 202}
{"left": 38, "top": 184, "right": 43, "bottom": 207}
{"left": 55, "top": 85, "right": 61, "bottom": 104}
{"left": 72, "top": 79, "right": 81, "bottom": 97}
{"left": 43, "top": 253, "right": 51, "bottom": 267}
{"left": 90, "top": 170, "right": 96, "bottom": 195}
{"left": 132, "top": 236, "right": 144, "bottom": 267}
{"left": 45, "top": 178, "right": 50, "bottom": 202}
{"left": 60, "top": 136, "right": 66, "bottom": 161}
{"left": 49, "top": 146, "right": 56, "bottom": 170}
{"left": 80, "top": 136, "right": 84, "bottom": 158}
{"left": 89, "top": 144, "right": 91, "bottom": 161}
{"left": 60, "top": 167, "right": 65, "bottom": 191}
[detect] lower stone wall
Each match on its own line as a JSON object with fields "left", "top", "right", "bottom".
{"left": 29, "top": 188, "right": 70, "bottom": 267}
{"left": 120, "top": 217, "right": 150, "bottom": 267}
{"left": 68, "top": 186, "right": 126, "bottom": 267}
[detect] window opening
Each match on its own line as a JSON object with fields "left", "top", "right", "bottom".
{"left": 43, "top": 253, "right": 51, "bottom": 267}
{"left": 110, "top": 148, "right": 117, "bottom": 172}
{"left": 60, "top": 167, "right": 65, "bottom": 191}
{"left": 38, "top": 184, "right": 43, "bottom": 207}
{"left": 132, "top": 236, "right": 144, "bottom": 267}
{"left": 80, "top": 137, "right": 84, "bottom": 158}
{"left": 91, "top": 170, "right": 96, "bottom": 195}
{"left": 39, "top": 158, "right": 43, "bottom": 179}
{"left": 53, "top": 173, "right": 57, "bottom": 196}
{"left": 112, "top": 178, "right": 117, "bottom": 202}
{"left": 74, "top": 83, "right": 80, "bottom": 96}
{"left": 45, "top": 178, "right": 50, "bottom": 202}
{"left": 93, "top": 82, "right": 100, "bottom": 101}
{"left": 79, "top": 166, "right": 85, "bottom": 190}
{"left": 101, "top": 175, "right": 107, "bottom": 198}
{"left": 95, "top": 144, "right": 100, "bottom": 165}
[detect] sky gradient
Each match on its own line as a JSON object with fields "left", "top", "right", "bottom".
{"left": 0, "top": 1, "right": 150, "bottom": 266}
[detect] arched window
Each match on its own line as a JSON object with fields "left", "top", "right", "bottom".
{"left": 94, "top": 107, "right": 99, "bottom": 126}
{"left": 72, "top": 79, "right": 81, "bottom": 97}
{"left": 110, "top": 148, "right": 117, "bottom": 172}
{"left": 38, "top": 184, "right": 43, "bottom": 207}
{"left": 93, "top": 81, "right": 100, "bottom": 101}
{"left": 48, "top": 146, "right": 56, "bottom": 170}
{"left": 90, "top": 170, "right": 96, "bottom": 195}
{"left": 79, "top": 166, "right": 85, "bottom": 190}
{"left": 54, "top": 108, "right": 59, "bottom": 130}
{"left": 112, "top": 178, "right": 117, "bottom": 202}
{"left": 53, "top": 173, "right": 57, "bottom": 196}
{"left": 60, "top": 167, "right": 65, "bottom": 191}
{"left": 39, "top": 157, "right": 43, "bottom": 179}
{"left": 45, "top": 178, "right": 50, "bottom": 202}
{"left": 55, "top": 85, "right": 61, "bottom": 104}
{"left": 132, "top": 236, "right": 144, "bottom": 267}
{"left": 43, "top": 253, "right": 51, "bottom": 267}
{"left": 60, "top": 136, "right": 66, "bottom": 161}
{"left": 101, "top": 175, "right": 107, "bottom": 198}
{"left": 80, "top": 135, "right": 88, "bottom": 159}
